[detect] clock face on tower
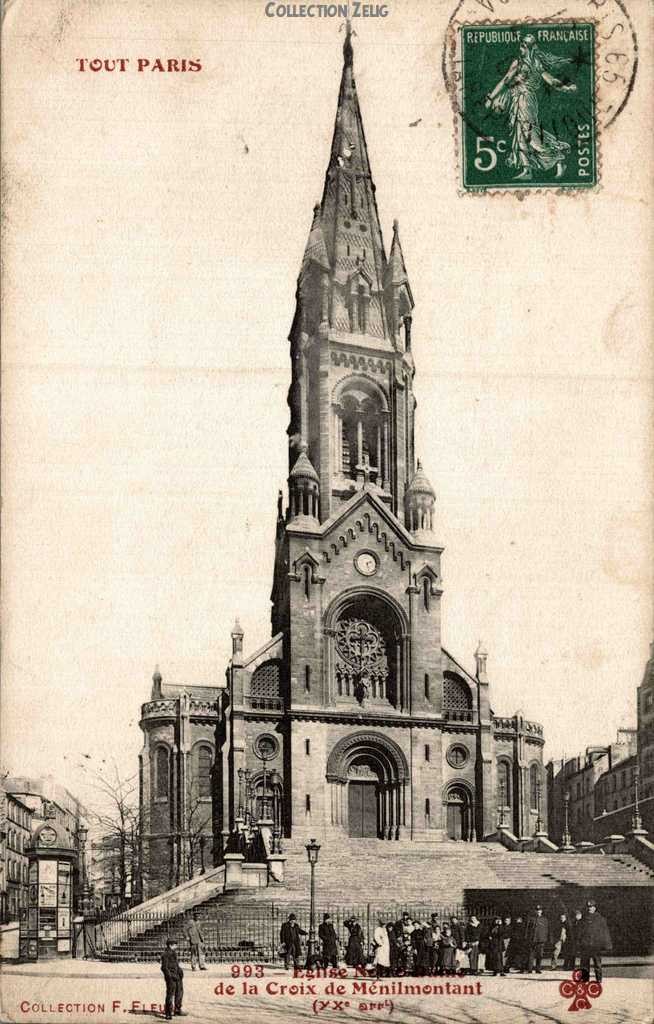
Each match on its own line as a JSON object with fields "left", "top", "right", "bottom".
{"left": 354, "top": 551, "right": 378, "bottom": 577}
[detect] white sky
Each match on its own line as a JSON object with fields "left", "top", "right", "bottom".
{"left": 2, "top": 0, "right": 652, "bottom": 815}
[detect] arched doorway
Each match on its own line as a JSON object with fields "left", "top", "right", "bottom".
{"left": 347, "top": 758, "right": 382, "bottom": 838}
{"left": 445, "top": 784, "right": 473, "bottom": 841}
{"left": 326, "top": 731, "right": 409, "bottom": 840}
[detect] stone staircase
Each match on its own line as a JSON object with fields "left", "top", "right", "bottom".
{"left": 95, "top": 837, "right": 654, "bottom": 962}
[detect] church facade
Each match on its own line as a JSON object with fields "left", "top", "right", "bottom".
{"left": 139, "top": 26, "right": 545, "bottom": 896}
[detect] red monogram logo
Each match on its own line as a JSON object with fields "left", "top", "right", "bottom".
{"left": 559, "top": 970, "right": 603, "bottom": 1011}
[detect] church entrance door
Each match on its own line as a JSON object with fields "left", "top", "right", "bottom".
{"left": 445, "top": 786, "right": 471, "bottom": 841}
{"left": 348, "top": 781, "right": 378, "bottom": 838}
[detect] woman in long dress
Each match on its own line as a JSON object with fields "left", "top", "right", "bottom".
{"left": 344, "top": 917, "right": 366, "bottom": 969}
{"left": 372, "top": 918, "right": 391, "bottom": 978}
{"left": 485, "top": 34, "right": 578, "bottom": 180}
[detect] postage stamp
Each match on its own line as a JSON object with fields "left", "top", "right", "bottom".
{"left": 459, "top": 23, "right": 597, "bottom": 191}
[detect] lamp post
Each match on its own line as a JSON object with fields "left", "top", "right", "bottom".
{"left": 77, "top": 825, "right": 90, "bottom": 914}
{"left": 305, "top": 838, "right": 321, "bottom": 968}
{"left": 199, "top": 834, "right": 206, "bottom": 875}
{"left": 535, "top": 777, "right": 544, "bottom": 835}
{"left": 561, "top": 790, "right": 574, "bottom": 851}
{"left": 269, "top": 769, "right": 281, "bottom": 829}
{"left": 498, "top": 780, "right": 506, "bottom": 828}
{"left": 632, "top": 764, "right": 643, "bottom": 832}
{"left": 237, "top": 768, "right": 245, "bottom": 820}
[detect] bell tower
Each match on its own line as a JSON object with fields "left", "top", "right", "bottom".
{"left": 287, "top": 21, "right": 419, "bottom": 526}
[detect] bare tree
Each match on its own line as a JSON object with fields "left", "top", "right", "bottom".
{"left": 79, "top": 759, "right": 141, "bottom": 910}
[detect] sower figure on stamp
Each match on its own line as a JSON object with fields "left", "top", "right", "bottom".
{"left": 484, "top": 34, "right": 577, "bottom": 180}
{"left": 318, "top": 913, "right": 339, "bottom": 968}
{"left": 161, "top": 939, "right": 185, "bottom": 1020}
{"left": 185, "top": 911, "right": 207, "bottom": 971}
{"left": 280, "top": 913, "right": 306, "bottom": 970}
{"left": 578, "top": 900, "right": 612, "bottom": 983}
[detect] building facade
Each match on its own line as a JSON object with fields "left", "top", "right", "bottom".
{"left": 139, "top": 678, "right": 217, "bottom": 895}
{"left": 5, "top": 776, "right": 88, "bottom": 849}
{"left": 548, "top": 645, "right": 654, "bottom": 844}
{"left": 139, "top": 27, "right": 546, "bottom": 897}
{"left": 1, "top": 789, "right": 33, "bottom": 923}
{"left": 638, "top": 644, "right": 654, "bottom": 811}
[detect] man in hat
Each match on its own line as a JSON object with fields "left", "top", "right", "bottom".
{"left": 280, "top": 913, "right": 307, "bottom": 970}
{"left": 578, "top": 900, "right": 612, "bottom": 983}
{"left": 160, "top": 939, "right": 185, "bottom": 1020}
{"left": 526, "top": 905, "right": 549, "bottom": 974}
{"left": 184, "top": 911, "right": 207, "bottom": 971}
{"left": 563, "top": 909, "right": 583, "bottom": 971}
{"left": 318, "top": 913, "right": 339, "bottom": 968}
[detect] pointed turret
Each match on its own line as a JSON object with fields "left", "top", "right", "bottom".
{"left": 405, "top": 458, "right": 436, "bottom": 538}
{"left": 288, "top": 444, "right": 320, "bottom": 522}
{"left": 384, "top": 220, "right": 414, "bottom": 349}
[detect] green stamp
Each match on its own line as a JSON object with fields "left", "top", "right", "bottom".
{"left": 460, "top": 23, "right": 597, "bottom": 191}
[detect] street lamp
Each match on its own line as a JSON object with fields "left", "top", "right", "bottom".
{"left": 535, "top": 777, "right": 544, "bottom": 835}
{"left": 632, "top": 764, "right": 643, "bottom": 832}
{"left": 77, "top": 825, "right": 90, "bottom": 914}
{"left": 498, "top": 780, "right": 506, "bottom": 828}
{"left": 305, "top": 838, "right": 321, "bottom": 968}
{"left": 237, "top": 768, "right": 245, "bottom": 819}
{"left": 562, "top": 790, "right": 573, "bottom": 849}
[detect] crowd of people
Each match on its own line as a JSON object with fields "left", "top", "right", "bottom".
{"left": 280, "top": 900, "right": 612, "bottom": 983}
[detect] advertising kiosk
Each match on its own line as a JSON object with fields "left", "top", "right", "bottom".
{"left": 24, "top": 822, "right": 76, "bottom": 959}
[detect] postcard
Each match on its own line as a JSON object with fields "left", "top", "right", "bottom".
{"left": 1, "top": 1, "right": 652, "bottom": 1023}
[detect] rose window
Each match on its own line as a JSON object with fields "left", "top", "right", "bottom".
{"left": 335, "top": 618, "right": 389, "bottom": 703}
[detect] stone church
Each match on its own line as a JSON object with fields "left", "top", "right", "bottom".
{"left": 139, "top": 26, "right": 545, "bottom": 896}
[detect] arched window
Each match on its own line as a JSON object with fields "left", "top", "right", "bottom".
{"left": 529, "top": 763, "right": 540, "bottom": 810}
{"left": 197, "top": 744, "right": 213, "bottom": 800}
{"left": 497, "top": 760, "right": 512, "bottom": 808}
{"left": 443, "top": 673, "right": 473, "bottom": 721}
{"left": 335, "top": 379, "right": 388, "bottom": 486}
{"left": 250, "top": 660, "right": 282, "bottom": 710}
{"left": 154, "top": 745, "right": 169, "bottom": 801}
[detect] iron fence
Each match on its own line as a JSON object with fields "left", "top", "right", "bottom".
{"left": 92, "top": 901, "right": 499, "bottom": 962}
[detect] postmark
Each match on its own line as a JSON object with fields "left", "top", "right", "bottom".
{"left": 459, "top": 23, "right": 597, "bottom": 191}
{"left": 443, "top": 0, "right": 638, "bottom": 130}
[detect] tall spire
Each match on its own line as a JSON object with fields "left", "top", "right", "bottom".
{"left": 316, "top": 20, "right": 390, "bottom": 343}
{"left": 343, "top": 17, "right": 354, "bottom": 67}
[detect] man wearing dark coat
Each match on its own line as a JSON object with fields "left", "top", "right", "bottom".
{"left": 280, "top": 913, "right": 307, "bottom": 970}
{"left": 526, "top": 905, "right": 549, "bottom": 974}
{"left": 578, "top": 901, "right": 612, "bottom": 983}
{"left": 318, "top": 913, "right": 339, "bottom": 968}
{"left": 505, "top": 915, "right": 526, "bottom": 972}
{"left": 161, "top": 939, "right": 184, "bottom": 1020}
{"left": 563, "top": 909, "right": 583, "bottom": 971}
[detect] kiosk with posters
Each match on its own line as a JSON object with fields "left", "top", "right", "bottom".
{"left": 23, "top": 822, "right": 76, "bottom": 960}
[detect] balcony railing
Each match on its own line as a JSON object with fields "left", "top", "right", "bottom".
{"left": 442, "top": 709, "right": 474, "bottom": 723}
{"left": 244, "top": 695, "right": 284, "bottom": 712}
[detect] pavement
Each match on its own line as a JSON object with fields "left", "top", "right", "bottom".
{"left": 1, "top": 959, "right": 653, "bottom": 1024}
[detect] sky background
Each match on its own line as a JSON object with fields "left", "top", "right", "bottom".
{"left": 2, "top": 0, "right": 652, "bottom": 817}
